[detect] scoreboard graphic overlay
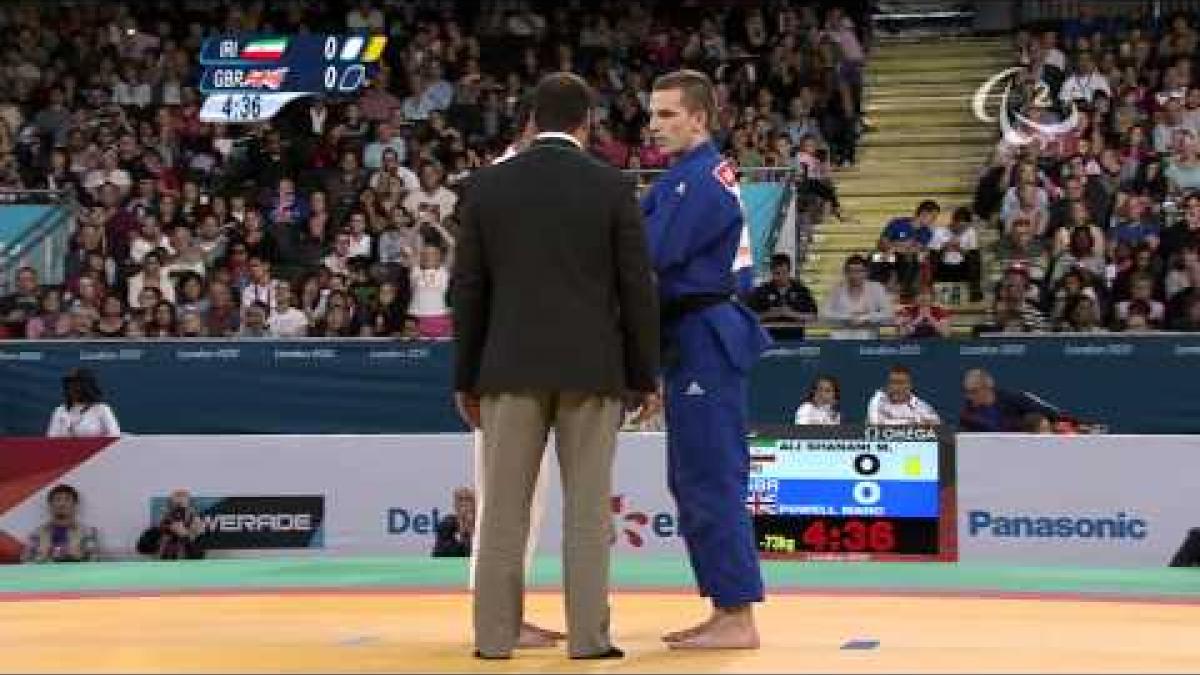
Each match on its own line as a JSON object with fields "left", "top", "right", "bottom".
{"left": 747, "top": 425, "right": 957, "bottom": 562}
{"left": 199, "top": 34, "right": 387, "bottom": 124}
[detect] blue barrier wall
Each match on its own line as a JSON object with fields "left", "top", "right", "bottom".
{"left": 2, "top": 337, "right": 1199, "bottom": 435}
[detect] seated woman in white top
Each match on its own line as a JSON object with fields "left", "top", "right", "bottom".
{"left": 794, "top": 376, "right": 842, "bottom": 425}
{"left": 46, "top": 368, "right": 121, "bottom": 438}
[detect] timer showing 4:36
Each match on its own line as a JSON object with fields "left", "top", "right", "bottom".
{"left": 754, "top": 514, "right": 938, "bottom": 557}
{"left": 800, "top": 519, "right": 896, "bottom": 552}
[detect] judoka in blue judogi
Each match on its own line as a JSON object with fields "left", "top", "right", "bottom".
{"left": 642, "top": 139, "right": 771, "bottom": 620}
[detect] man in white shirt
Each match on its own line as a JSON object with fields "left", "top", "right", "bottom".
{"left": 83, "top": 149, "right": 132, "bottom": 199}
{"left": 346, "top": 210, "right": 373, "bottom": 259}
{"left": 240, "top": 257, "right": 277, "bottom": 314}
{"left": 322, "top": 231, "right": 354, "bottom": 276}
{"left": 403, "top": 163, "right": 459, "bottom": 223}
{"left": 1039, "top": 30, "right": 1067, "bottom": 71}
{"left": 866, "top": 365, "right": 941, "bottom": 426}
{"left": 929, "top": 206, "right": 983, "bottom": 300}
{"left": 346, "top": 1, "right": 385, "bottom": 31}
{"left": 1058, "top": 52, "right": 1111, "bottom": 105}
{"left": 269, "top": 280, "right": 310, "bottom": 338}
{"left": 129, "top": 213, "right": 172, "bottom": 264}
{"left": 823, "top": 254, "right": 894, "bottom": 335}
{"left": 364, "top": 123, "right": 408, "bottom": 170}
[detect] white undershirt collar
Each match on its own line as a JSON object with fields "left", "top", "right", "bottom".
{"left": 534, "top": 132, "right": 583, "bottom": 149}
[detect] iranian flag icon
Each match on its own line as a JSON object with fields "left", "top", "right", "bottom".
{"left": 241, "top": 38, "right": 288, "bottom": 61}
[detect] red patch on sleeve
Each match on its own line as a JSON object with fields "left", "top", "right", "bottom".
{"left": 713, "top": 160, "right": 738, "bottom": 190}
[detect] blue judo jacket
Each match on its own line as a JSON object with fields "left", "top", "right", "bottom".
{"left": 641, "top": 141, "right": 771, "bottom": 374}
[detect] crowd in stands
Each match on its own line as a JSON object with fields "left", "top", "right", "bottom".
{"left": 969, "top": 8, "right": 1200, "bottom": 333}
{"left": 0, "top": 0, "right": 868, "bottom": 340}
{"left": 769, "top": 5, "right": 1200, "bottom": 339}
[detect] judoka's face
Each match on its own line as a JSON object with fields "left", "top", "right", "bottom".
{"left": 648, "top": 89, "right": 707, "bottom": 156}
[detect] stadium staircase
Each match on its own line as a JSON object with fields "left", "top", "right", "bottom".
{"left": 802, "top": 35, "right": 1011, "bottom": 334}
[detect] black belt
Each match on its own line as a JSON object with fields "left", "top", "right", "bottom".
{"left": 660, "top": 293, "right": 732, "bottom": 324}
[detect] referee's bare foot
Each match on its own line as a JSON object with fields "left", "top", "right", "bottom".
{"left": 667, "top": 607, "right": 760, "bottom": 650}
{"left": 523, "top": 621, "right": 566, "bottom": 640}
{"left": 661, "top": 612, "right": 717, "bottom": 643}
{"left": 517, "top": 621, "right": 563, "bottom": 648}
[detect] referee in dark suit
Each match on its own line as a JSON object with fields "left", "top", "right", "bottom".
{"left": 452, "top": 72, "right": 660, "bottom": 660}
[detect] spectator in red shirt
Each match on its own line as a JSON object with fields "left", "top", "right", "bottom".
{"left": 897, "top": 287, "right": 953, "bottom": 338}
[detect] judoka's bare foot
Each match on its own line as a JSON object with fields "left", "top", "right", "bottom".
{"left": 517, "top": 622, "right": 560, "bottom": 649}
{"left": 661, "top": 612, "right": 717, "bottom": 643}
{"left": 523, "top": 621, "right": 566, "bottom": 641}
{"left": 667, "top": 607, "right": 760, "bottom": 650}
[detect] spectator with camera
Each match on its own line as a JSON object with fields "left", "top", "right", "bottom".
{"left": 23, "top": 484, "right": 100, "bottom": 563}
{"left": 433, "top": 486, "right": 475, "bottom": 558}
{"left": 137, "top": 489, "right": 205, "bottom": 560}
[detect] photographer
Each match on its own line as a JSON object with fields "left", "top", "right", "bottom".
{"left": 137, "top": 489, "right": 205, "bottom": 560}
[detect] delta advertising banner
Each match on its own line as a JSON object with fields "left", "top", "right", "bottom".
{"left": 957, "top": 434, "right": 1200, "bottom": 567}
{"left": 0, "top": 434, "right": 681, "bottom": 563}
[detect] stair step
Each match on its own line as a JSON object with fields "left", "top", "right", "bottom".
{"left": 867, "top": 67, "right": 1006, "bottom": 86}
{"left": 836, "top": 191, "right": 974, "bottom": 209}
{"left": 866, "top": 94, "right": 997, "bottom": 113}
{"left": 874, "top": 40, "right": 1011, "bottom": 55}
{"left": 867, "top": 108, "right": 982, "bottom": 126}
{"left": 839, "top": 185, "right": 976, "bottom": 199}
{"left": 869, "top": 56, "right": 1014, "bottom": 74}
{"left": 861, "top": 128, "right": 996, "bottom": 146}
{"left": 852, "top": 143, "right": 991, "bottom": 160}
{"left": 846, "top": 157, "right": 988, "bottom": 174}
{"left": 867, "top": 81, "right": 998, "bottom": 99}
{"left": 801, "top": 37, "right": 1007, "bottom": 304}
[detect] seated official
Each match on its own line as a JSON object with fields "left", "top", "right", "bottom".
{"left": 793, "top": 376, "right": 841, "bottom": 425}
{"left": 959, "top": 368, "right": 1060, "bottom": 432}
{"left": 866, "top": 365, "right": 941, "bottom": 426}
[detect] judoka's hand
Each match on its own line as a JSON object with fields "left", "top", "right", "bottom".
{"left": 633, "top": 388, "right": 663, "bottom": 425}
{"left": 455, "top": 391, "right": 481, "bottom": 429}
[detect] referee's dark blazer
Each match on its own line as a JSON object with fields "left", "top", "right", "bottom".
{"left": 452, "top": 135, "right": 660, "bottom": 396}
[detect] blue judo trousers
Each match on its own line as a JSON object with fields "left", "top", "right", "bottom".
{"left": 641, "top": 141, "right": 770, "bottom": 608}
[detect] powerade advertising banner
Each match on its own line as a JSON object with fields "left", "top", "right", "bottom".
{"left": 0, "top": 434, "right": 679, "bottom": 562}
{"left": 957, "top": 434, "right": 1199, "bottom": 567}
{"left": 148, "top": 495, "right": 325, "bottom": 550}
{"left": 8, "top": 336, "right": 1200, "bottom": 435}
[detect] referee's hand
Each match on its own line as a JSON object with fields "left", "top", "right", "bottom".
{"left": 455, "top": 391, "right": 481, "bottom": 429}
